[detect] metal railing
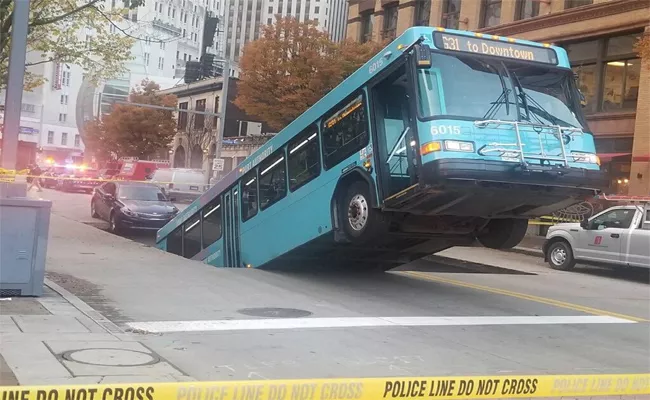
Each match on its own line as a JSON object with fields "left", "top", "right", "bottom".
{"left": 474, "top": 119, "right": 584, "bottom": 168}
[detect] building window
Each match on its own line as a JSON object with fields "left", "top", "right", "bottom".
{"left": 414, "top": 0, "right": 431, "bottom": 26}
{"left": 480, "top": 0, "right": 501, "bottom": 28}
{"left": 160, "top": 41, "right": 165, "bottom": 50}
{"left": 60, "top": 94, "right": 68, "bottom": 105}
{"left": 268, "top": 6, "right": 272, "bottom": 13}
{"left": 441, "top": 0, "right": 460, "bottom": 29}
{"left": 144, "top": 53, "right": 150, "bottom": 65}
{"left": 314, "top": 6, "right": 319, "bottom": 13}
{"left": 194, "top": 99, "right": 206, "bottom": 129}
{"left": 74, "top": 134, "right": 81, "bottom": 147}
{"left": 176, "top": 50, "right": 179, "bottom": 59}
{"left": 47, "top": 131, "right": 54, "bottom": 144}
{"left": 565, "top": 0, "right": 593, "bottom": 9}
{"left": 515, "top": 0, "right": 540, "bottom": 20}
{"left": 382, "top": 4, "right": 398, "bottom": 41}
{"left": 178, "top": 102, "right": 189, "bottom": 129}
{"left": 267, "top": 17, "right": 272, "bottom": 24}
{"left": 59, "top": 113, "right": 67, "bottom": 122}
{"left": 360, "top": 12, "right": 373, "bottom": 43}
{"left": 564, "top": 32, "right": 641, "bottom": 114}
{"left": 62, "top": 71, "right": 71, "bottom": 86}
{"left": 213, "top": 96, "right": 219, "bottom": 126}
{"left": 61, "top": 132, "right": 68, "bottom": 146}
{"left": 158, "top": 57, "right": 164, "bottom": 69}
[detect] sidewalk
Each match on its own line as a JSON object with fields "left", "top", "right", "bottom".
{"left": 0, "top": 277, "right": 194, "bottom": 385}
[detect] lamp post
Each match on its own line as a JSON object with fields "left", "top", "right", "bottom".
{"left": 1, "top": 0, "right": 30, "bottom": 170}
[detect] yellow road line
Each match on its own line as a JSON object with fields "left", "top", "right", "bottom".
{"left": 400, "top": 271, "right": 648, "bottom": 322}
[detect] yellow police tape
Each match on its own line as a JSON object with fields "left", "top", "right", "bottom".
{"left": 1, "top": 374, "right": 649, "bottom": 400}
{"left": 9, "top": 175, "right": 178, "bottom": 186}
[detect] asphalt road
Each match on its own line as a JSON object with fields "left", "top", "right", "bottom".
{"left": 36, "top": 188, "right": 650, "bottom": 381}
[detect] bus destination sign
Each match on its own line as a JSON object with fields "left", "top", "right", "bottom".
{"left": 433, "top": 32, "right": 558, "bottom": 65}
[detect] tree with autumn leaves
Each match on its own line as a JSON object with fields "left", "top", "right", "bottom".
{"left": 1, "top": 0, "right": 142, "bottom": 91}
{"left": 83, "top": 80, "right": 177, "bottom": 161}
{"left": 235, "top": 17, "right": 386, "bottom": 131}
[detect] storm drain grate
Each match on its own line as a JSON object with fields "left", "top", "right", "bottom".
{"left": 0, "top": 289, "right": 21, "bottom": 297}
{"left": 237, "top": 307, "right": 312, "bottom": 318}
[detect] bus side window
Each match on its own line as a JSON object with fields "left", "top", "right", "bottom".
{"left": 241, "top": 170, "right": 258, "bottom": 221}
{"left": 321, "top": 93, "right": 369, "bottom": 170}
{"left": 259, "top": 151, "right": 287, "bottom": 210}
{"left": 183, "top": 213, "right": 202, "bottom": 258}
{"left": 288, "top": 127, "right": 320, "bottom": 191}
{"left": 167, "top": 226, "right": 183, "bottom": 256}
{"left": 202, "top": 197, "right": 222, "bottom": 247}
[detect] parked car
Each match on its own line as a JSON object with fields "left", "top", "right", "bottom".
{"left": 544, "top": 203, "right": 650, "bottom": 270}
{"left": 57, "top": 168, "right": 102, "bottom": 193}
{"left": 91, "top": 181, "right": 179, "bottom": 233}
{"left": 149, "top": 168, "right": 208, "bottom": 202}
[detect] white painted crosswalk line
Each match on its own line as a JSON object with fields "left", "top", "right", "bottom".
{"left": 127, "top": 315, "right": 635, "bottom": 333}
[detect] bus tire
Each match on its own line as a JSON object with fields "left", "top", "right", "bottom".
{"left": 476, "top": 218, "right": 528, "bottom": 249}
{"left": 340, "top": 181, "right": 384, "bottom": 243}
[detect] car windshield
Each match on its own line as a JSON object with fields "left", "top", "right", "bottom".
{"left": 416, "top": 52, "right": 587, "bottom": 129}
{"left": 118, "top": 185, "right": 168, "bottom": 201}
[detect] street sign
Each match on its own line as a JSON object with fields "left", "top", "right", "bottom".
{"left": 213, "top": 158, "right": 225, "bottom": 171}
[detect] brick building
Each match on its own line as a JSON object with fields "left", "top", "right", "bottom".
{"left": 346, "top": 0, "right": 650, "bottom": 195}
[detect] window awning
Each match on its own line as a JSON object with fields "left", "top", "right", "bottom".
{"left": 597, "top": 153, "right": 632, "bottom": 162}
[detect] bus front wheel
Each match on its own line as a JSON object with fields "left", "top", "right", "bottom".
{"left": 340, "top": 181, "right": 384, "bottom": 243}
{"left": 476, "top": 218, "right": 528, "bottom": 249}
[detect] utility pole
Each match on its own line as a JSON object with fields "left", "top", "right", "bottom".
{"left": 212, "top": 60, "right": 229, "bottom": 183}
{"left": 1, "top": 0, "right": 30, "bottom": 170}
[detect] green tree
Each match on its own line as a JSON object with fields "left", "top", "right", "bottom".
{"left": 0, "top": 0, "right": 143, "bottom": 90}
{"left": 83, "top": 79, "right": 177, "bottom": 160}
{"left": 235, "top": 16, "right": 386, "bottom": 131}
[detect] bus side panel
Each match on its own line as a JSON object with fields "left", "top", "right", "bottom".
{"left": 238, "top": 175, "right": 338, "bottom": 268}
{"left": 202, "top": 238, "right": 225, "bottom": 267}
{"left": 156, "top": 237, "right": 167, "bottom": 251}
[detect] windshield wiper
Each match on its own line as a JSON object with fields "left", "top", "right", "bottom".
{"left": 482, "top": 65, "right": 511, "bottom": 120}
{"left": 510, "top": 72, "right": 572, "bottom": 127}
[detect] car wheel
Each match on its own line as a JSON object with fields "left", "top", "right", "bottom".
{"left": 546, "top": 240, "right": 576, "bottom": 271}
{"left": 109, "top": 212, "right": 122, "bottom": 234}
{"left": 91, "top": 200, "right": 99, "bottom": 219}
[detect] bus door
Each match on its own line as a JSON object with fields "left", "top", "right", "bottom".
{"left": 371, "top": 64, "right": 419, "bottom": 199}
{"left": 223, "top": 186, "right": 242, "bottom": 268}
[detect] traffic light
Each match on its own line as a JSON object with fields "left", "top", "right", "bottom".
{"left": 201, "top": 53, "right": 216, "bottom": 78}
{"left": 184, "top": 61, "right": 202, "bottom": 83}
{"left": 202, "top": 16, "right": 219, "bottom": 49}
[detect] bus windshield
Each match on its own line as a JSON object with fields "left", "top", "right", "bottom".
{"left": 417, "top": 52, "right": 586, "bottom": 129}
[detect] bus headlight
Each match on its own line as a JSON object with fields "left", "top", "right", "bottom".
{"left": 444, "top": 140, "right": 475, "bottom": 152}
{"left": 572, "top": 152, "right": 600, "bottom": 166}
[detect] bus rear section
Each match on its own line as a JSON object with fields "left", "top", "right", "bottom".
{"left": 156, "top": 27, "right": 608, "bottom": 271}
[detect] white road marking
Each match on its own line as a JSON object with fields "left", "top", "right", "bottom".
{"left": 127, "top": 315, "right": 635, "bottom": 333}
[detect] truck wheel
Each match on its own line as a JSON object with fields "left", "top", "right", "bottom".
{"left": 476, "top": 218, "right": 528, "bottom": 249}
{"left": 340, "top": 181, "right": 385, "bottom": 244}
{"left": 546, "top": 240, "right": 576, "bottom": 271}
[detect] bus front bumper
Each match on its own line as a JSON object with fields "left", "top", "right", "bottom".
{"left": 420, "top": 158, "right": 609, "bottom": 191}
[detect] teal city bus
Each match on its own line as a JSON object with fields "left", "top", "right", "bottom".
{"left": 156, "top": 26, "right": 608, "bottom": 270}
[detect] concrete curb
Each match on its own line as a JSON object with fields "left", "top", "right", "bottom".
{"left": 44, "top": 278, "right": 125, "bottom": 336}
{"left": 507, "top": 246, "right": 544, "bottom": 258}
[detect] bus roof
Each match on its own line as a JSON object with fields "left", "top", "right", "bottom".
{"left": 157, "top": 26, "right": 571, "bottom": 241}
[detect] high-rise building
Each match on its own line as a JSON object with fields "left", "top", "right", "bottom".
{"left": 262, "top": 0, "right": 348, "bottom": 42}
{"left": 222, "top": 0, "right": 265, "bottom": 62}
{"left": 345, "top": 0, "right": 649, "bottom": 195}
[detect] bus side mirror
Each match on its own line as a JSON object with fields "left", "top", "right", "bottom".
{"left": 573, "top": 72, "right": 587, "bottom": 108}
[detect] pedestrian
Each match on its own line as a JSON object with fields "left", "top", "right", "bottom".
{"left": 27, "top": 163, "right": 43, "bottom": 192}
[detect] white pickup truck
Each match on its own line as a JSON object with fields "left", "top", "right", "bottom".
{"left": 543, "top": 200, "right": 650, "bottom": 270}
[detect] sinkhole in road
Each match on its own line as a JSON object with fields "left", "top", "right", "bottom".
{"left": 237, "top": 308, "right": 313, "bottom": 318}
{"left": 60, "top": 348, "right": 161, "bottom": 367}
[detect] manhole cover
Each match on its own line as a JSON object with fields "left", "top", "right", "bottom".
{"left": 61, "top": 348, "right": 160, "bottom": 367}
{"left": 237, "top": 307, "right": 312, "bottom": 318}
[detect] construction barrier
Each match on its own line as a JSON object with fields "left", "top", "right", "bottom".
{"left": 1, "top": 374, "right": 649, "bottom": 400}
